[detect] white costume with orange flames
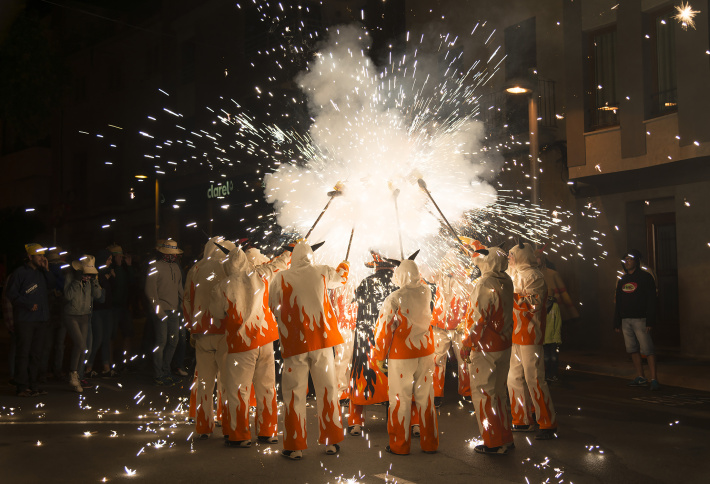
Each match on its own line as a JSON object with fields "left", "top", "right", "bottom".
{"left": 183, "top": 237, "right": 235, "bottom": 436}
{"left": 373, "top": 259, "right": 438, "bottom": 455}
{"left": 269, "top": 241, "right": 349, "bottom": 453}
{"left": 331, "top": 283, "right": 357, "bottom": 402}
{"left": 459, "top": 246, "right": 514, "bottom": 451}
{"left": 507, "top": 243, "right": 557, "bottom": 430}
{"left": 432, "top": 268, "right": 472, "bottom": 399}
{"left": 210, "top": 247, "right": 290, "bottom": 444}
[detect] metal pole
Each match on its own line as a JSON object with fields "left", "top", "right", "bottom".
{"left": 392, "top": 189, "right": 404, "bottom": 259}
{"left": 155, "top": 178, "right": 160, "bottom": 242}
{"left": 529, "top": 94, "right": 540, "bottom": 206}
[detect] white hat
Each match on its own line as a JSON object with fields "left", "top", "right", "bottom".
{"left": 71, "top": 255, "right": 99, "bottom": 274}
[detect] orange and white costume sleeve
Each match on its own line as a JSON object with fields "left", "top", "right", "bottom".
{"left": 460, "top": 246, "right": 514, "bottom": 449}
{"left": 432, "top": 266, "right": 472, "bottom": 398}
{"left": 507, "top": 243, "right": 556, "bottom": 430}
{"left": 268, "top": 241, "right": 349, "bottom": 451}
{"left": 210, "top": 247, "right": 290, "bottom": 443}
{"left": 183, "top": 237, "right": 236, "bottom": 436}
{"left": 373, "top": 260, "right": 438, "bottom": 455}
{"left": 331, "top": 283, "right": 357, "bottom": 402}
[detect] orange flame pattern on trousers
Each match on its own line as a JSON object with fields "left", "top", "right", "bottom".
{"left": 258, "top": 392, "right": 278, "bottom": 437}
{"left": 419, "top": 393, "right": 439, "bottom": 452}
{"left": 387, "top": 398, "right": 410, "bottom": 454}
{"left": 318, "top": 387, "right": 344, "bottom": 445}
{"left": 476, "top": 389, "right": 512, "bottom": 448}
{"left": 283, "top": 390, "right": 308, "bottom": 450}
{"left": 510, "top": 387, "right": 533, "bottom": 426}
{"left": 223, "top": 387, "right": 250, "bottom": 441}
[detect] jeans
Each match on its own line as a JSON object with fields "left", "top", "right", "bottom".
{"left": 88, "top": 309, "right": 114, "bottom": 368}
{"left": 171, "top": 326, "right": 187, "bottom": 370}
{"left": 64, "top": 314, "right": 90, "bottom": 373}
{"left": 152, "top": 311, "right": 179, "bottom": 379}
{"left": 40, "top": 318, "right": 66, "bottom": 377}
{"left": 543, "top": 343, "right": 559, "bottom": 379}
{"left": 15, "top": 320, "right": 49, "bottom": 392}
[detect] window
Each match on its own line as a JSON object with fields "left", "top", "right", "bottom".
{"left": 650, "top": 10, "right": 677, "bottom": 116}
{"left": 588, "top": 27, "right": 619, "bottom": 129}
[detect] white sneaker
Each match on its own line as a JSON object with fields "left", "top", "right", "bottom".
{"left": 411, "top": 425, "right": 420, "bottom": 437}
{"left": 174, "top": 368, "right": 188, "bottom": 377}
{"left": 349, "top": 424, "right": 361, "bottom": 436}
{"left": 69, "top": 371, "right": 83, "bottom": 393}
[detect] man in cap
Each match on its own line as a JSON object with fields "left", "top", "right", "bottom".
{"left": 145, "top": 239, "right": 184, "bottom": 385}
{"left": 269, "top": 240, "right": 349, "bottom": 459}
{"left": 614, "top": 249, "right": 659, "bottom": 390}
{"left": 6, "top": 244, "right": 56, "bottom": 396}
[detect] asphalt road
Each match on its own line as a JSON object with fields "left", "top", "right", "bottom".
{"left": 1, "top": 365, "right": 709, "bottom": 484}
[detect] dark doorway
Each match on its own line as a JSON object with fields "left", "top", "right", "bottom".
{"left": 645, "top": 212, "right": 679, "bottom": 348}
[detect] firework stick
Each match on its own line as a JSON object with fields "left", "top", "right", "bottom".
{"left": 305, "top": 182, "right": 344, "bottom": 240}
{"left": 392, "top": 188, "right": 404, "bottom": 259}
{"left": 417, "top": 178, "right": 470, "bottom": 254}
{"left": 345, "top": 228, "right": 355, "bottom": 260}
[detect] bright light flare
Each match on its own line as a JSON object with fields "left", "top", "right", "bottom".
{"left": 673, "top": 2, "right": 700, "bottom": 30}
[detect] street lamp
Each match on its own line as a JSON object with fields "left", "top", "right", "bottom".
{"left": 135, "top": 175, "right": 160, "bottom": 242}
{"left": 506, "top": 78, "right": 540, "bottom": 206}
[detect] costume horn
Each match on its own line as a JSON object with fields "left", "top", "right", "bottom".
{"left": 213, "top": 241, "right": 231, "bottom": 255}
{"left": 475, "top": 249, "right": 489, "bottom": 256}
{"left": 407, "top": 249, "right": 420, "bottom": 260}
{"left": 311, "top": 241, "right": 325, "bottom": 252}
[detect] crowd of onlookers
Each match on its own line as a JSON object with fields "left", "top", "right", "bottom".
{"left": 1, "top": 242, "right": 192, "bottom": 396}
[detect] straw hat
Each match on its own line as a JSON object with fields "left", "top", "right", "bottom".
{"left": 25, "top": 243, "right": 46, "bottom": 256}
{"left": 46, "top": 248, "right": 64, "bottom": 263}
{"left": 71, "top": 255, "right": 99, "bottom": 274}
{"left": 156, "top": 239, "right": 183, "bottom": 255}
{"left": 107, "top": 244, "right": 123, "bottom": 255}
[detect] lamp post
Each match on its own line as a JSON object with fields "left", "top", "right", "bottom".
{"left": 506, "top": 80, "right": 540, "bottom": 206}
{"left": 135, "top": 175, "right": 160, "bottom": 242}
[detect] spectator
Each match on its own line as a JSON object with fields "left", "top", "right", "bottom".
{"left": 2, "top": 274, "right": 17, "bottom": 385}
{"left": 64, "top": 255, "right": 103, "bottom": 392}
{"left": 145, "top": 239, "right": 184, "bottom": 385}
{"left": 6, "top": 243, "right": 55, "bottom": 397}
{"left": 614, "top": 249, "right": 659, "bottom": 390}
{"left": 86, "top": 249, "right": 116, "bottom": 378}
{"left": 535, "top": 249, "right": 579, "bottom": 383}
{"left": 41, "top": 248, "right": 68, "bottom": 381}
{"left": 108, "top": 244, "right": 135, "bottom": 369}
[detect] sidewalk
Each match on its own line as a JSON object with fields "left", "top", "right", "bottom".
{"left": 560, "top": 349, "right": 710, "bottom": 392}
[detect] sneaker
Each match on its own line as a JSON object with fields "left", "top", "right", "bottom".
{"left": 339, "top": 398, "right": 350, "bottom": 407}
{"left": 325, "top": 444, "right": 340, "bottom": 455}
{"left": 257, "top": 435, "right": 278, "bottom": 444}
{"left": 628, "top": 376, "right": 648, "bottom": 387}
{"left": 411, "top": 425, "right": 420, "bottom": 438}
{"left": 349, "top": 425, "right": 362, "bottom": 436}
{"left": 649, "top": 379, "right": 660, "bottom": 391}
{"left": 434, "top": 397, "right": 443, "bottom": 408}
{"left": 535, "top": 428, "right": 558, "bottom": 440}
{"left": 198, "top": 434, "right": 210, "bottom": 440}
{"left": 86, "top": 370, "right": 99, "bottom": 379}
{"left": 504, "top": 442, "right": 515, "bottom": 451}
{"left": 281, "top": 449, "right": 303, "bottom": 460}
{"left": 101, "top": 369, "right": 119, "bottom": 379}
{"left": 474, "top": 444, "right": 508, "bottom": 455}
{"left": 80, "top": 379, "right": 93, "bottom": 389}
{"left": 225, "top": 439, "right": 251, "bottom": 448}
{"left": 512, "top": 424, "right": 536, "bottom": 432}
{"left": 173, "top": 368, "right": 188, "bottom": 377}
{"left": 153, "top": 376, "right": 171, "bottom": 386}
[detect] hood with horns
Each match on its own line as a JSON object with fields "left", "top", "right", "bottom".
{"left": 472, "top": 245, "right": 508, "bottom": 275}
{"left": 390, "top": 250, "right": 421, "bottom": 288}
{"left": 290, "top": 240, "right": 324, "bottom": 269}
{"left": 509, "top": 241, "right": 537, "bottom": 270}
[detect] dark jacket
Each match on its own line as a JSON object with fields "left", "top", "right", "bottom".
{"left": 614, "top": 269, "right": 657, "bottom": 328}
{"left": 6, "top": 263, "right": 55, "bottom": 322}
